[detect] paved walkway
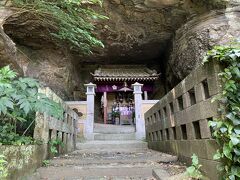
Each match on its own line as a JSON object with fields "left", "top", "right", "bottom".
{"left": 34, "top": 124, "right": 186, "bottom": 179}
{"left": 36, "top": 149, "right": 185, "bottom": 179}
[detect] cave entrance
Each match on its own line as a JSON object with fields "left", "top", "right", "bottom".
{"left": 92, "top": 65, "right": 159, "bottom": 125}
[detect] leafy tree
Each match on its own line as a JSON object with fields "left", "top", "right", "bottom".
{"left": 0, "top": 66, "right": 63, "bottom": 145}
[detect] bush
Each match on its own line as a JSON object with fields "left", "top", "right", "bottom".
{"left": 0, "top": 66, "right": 63, "bottom": 145}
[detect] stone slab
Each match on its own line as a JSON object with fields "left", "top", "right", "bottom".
{"left": 94, "top": 124, "right": 135, "bottom": 134}
{"left": 94, "top": 133, "right": 136, "bottom": 141}
{"left": 76, "top": 140, "right": 148, "bottom": 151}
{"left": 152, "top": 169, "right": 170, "bottom": 180}
{"left": 37, "top": 166, "right": 154, "bottom": 179}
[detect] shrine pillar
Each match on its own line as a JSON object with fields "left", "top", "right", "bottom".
{"left": 103, "top": 91, "right": 107, "bottom": 124}
{"left": 144, "top": 91, "right": 148, "bottom": 100}
{"left": 84, "top": 82, "right": 96, "bottom": 140}
{"left": 132, "top": 82, "right": 145, "bottom": 140}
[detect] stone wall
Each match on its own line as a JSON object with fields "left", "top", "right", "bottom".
{"left": 145, "top": 61, "right": 222, "bottom": 179}
{"left": 0, "top": 145, "right": 45, "bottom": 180}
{"left": 0, "top": 87, "right": 79, "bottom": 180}
{"left": 0, "top": 87, "right": 79, "bottom": 179}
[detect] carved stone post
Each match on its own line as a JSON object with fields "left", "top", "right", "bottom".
{"left": 132, "top": 82, "right": 145, "bottom": 140}
{"left": 84, "top": 82, "right": 96, "bottom": 140}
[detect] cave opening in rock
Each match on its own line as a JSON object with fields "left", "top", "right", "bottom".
{"left": 1, "top": 0, "right": 239, "bottom": 124}
{"left": 1, "top": 1, "right": 240, "bottom": 179}
{"left": 70, "top": 48, "right": 171, "bottom": 124}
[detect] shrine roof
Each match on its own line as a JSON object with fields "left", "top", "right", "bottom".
{"left": 91, "top": 65, "right": 160, "bottom": 81}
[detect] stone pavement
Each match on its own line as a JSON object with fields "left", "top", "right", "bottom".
{"left": 36, "top": 149, "right": 185, "bottom": 180}
{"left": 34, "top": 124, "right": 186, "bottom": 179}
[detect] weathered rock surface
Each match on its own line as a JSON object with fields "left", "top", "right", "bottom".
{"left": 0, "top": 0, "right": 240, "bottom": 98}
{"left": 17, "top": 46, "right": 80, "bottom": 99}
{"left": 0, "top": 8, "right": 22, "bottom": 73}
{"left": 0, "top": 7, "right": 80, "bottom": 99}
{"left": 87, "top": 0, "right": 201, "bottom": 64}
{"left": 166, "top": 6, "right": 240, "bottom": 86}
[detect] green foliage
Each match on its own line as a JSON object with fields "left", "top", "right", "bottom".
{"left": 11, "top": 0, "right": 107, "bottom": 54}
{"left": 42, "top": 160, "right": 50, "bottom": 167}
{"left": 112, "top": 111, "right": 120, "bottom": 118}
{"left": 0, "top": 123, "right": 34, "bottom": 145}
{"left": 185, "top": 154, "right": 204, "bottom": 179}
{"left": 204, "top": 44, "right": 240, "bottom": 180}
{"left": 49, "top": 138, "right": 64, "bottom": 155}
{"left": 0, "top": 155, "right": 8, "bottom": 179}
{"left": 0, "top": 66, "right": 63, "bottom": 119}
{"left": 0, "top": 66, "right": 63, "bottom": 145}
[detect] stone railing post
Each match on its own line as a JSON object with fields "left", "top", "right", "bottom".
{"left": 132, "top": 82, "right": 145, "bottom": 140}
{"left": 84, "top": 82, "right": 96, "bottom": 140}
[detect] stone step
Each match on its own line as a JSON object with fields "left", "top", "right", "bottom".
{"left": 34, "top": 149, "right": 184, "bottom": 180}
{"left": 94, "top": 123, "right": 135, "bottom": 134}
{"left": 74, "top": 148, "right": 149, "bottom": 154}
{"left": 153, "top": 169, "right": 186, "bottom": 180}
{"left": 76, "top": 140, "right": 148, "bottom": 152}
{"left": 48, "top": 150, "right": 178, "bottom": 167}
{"left": 37, "top": 165, "right": 155, "bottom": 179}
{"left": 94, "top": 133, "right": 136, "bottom": 140}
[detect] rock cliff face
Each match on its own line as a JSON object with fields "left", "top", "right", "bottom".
{"left": 85, "top": 0, "right": 214, "bottom": 63}
{"left": 0, "top": 8, "right": 21, "bottom": 73}
{"left": 15, "top": 46, "right": 80, "bottom": 99}
{"left": 0, "top": 6, "right": 79, "bottom": 99}
{"left": 166, "top": 6, "right": 240, "bottom": 87}
{"left": 0, "top": 0, "right": 239, "bottom": 99}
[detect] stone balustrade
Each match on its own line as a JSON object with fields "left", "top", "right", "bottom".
{"left": 34, "top": 87, "right": 79, "bottom": 158}
{"left": 1, "top": 87, "right": 79, "bottom": 179}
{"left": 145, "top": 61, "right": 222, "bottom": 179}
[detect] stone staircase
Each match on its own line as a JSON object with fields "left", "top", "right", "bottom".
{"left": 93, "top": 123, "right": 137, "bottom": 142}
{"left": 77, "top": 124, "right": 146, "bottom": 153}
{"left": 33, "top": 124, "right": 185, "bottom": 179}
{"left": 94, "top": 123, "right": 136, "bottom": 134}
{"left": 36, "top": 150, "right": 181, "bottom": 180}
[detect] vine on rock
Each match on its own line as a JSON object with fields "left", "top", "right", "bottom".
{"left": 10, "top": 0, "right": 107, "bottom": 54}
{"left": 204, "top": 44, "right": 240, "bottom": 179}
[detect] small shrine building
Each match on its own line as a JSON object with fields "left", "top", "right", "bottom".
{"left": 91, "top": 65, "right": 159, "bottom": 125}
